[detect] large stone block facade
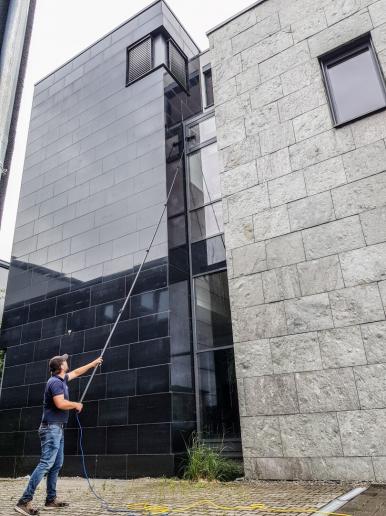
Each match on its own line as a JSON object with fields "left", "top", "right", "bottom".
{"left": 209, "top": 0, "right": 386, "bottom": 480}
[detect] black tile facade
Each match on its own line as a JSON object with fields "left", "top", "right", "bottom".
{"left": 0, "top": 5, "right": 209, "bottom": 479}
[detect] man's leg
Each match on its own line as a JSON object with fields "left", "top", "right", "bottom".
{"left": 18, "top": 426, "right": 62, "bottom": 504}
{"left": 45, "top": 428, "right": 64, "bottom": 503}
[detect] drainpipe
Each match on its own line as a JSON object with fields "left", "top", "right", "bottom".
{"left": 0, "top": 0, "right": 36, "bottom": 226}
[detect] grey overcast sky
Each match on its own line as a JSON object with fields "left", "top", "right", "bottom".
{"left": 0, "top": 0, "right": 253, "bottom": 261}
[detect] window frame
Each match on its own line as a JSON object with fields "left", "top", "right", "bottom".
{"left": 126, "top": 35, "right": 154, "bottom": 87}
{"left": 203, "top": 65, "right": 214, "bottom": 108}
{"left": 319, "top": 34, "right": 386, "bottom": 127}
{"left": 167, "top": 38, "right": 189, "bottom": 93}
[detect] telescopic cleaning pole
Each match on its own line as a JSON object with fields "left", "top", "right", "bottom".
{"left": 78, "top": 146, "right": 185, "bottom": 404}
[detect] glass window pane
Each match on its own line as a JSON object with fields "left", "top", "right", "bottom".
{"left": 190, "top": 202, "right": 223, "bottom": 242}
{"left": 198, "top": 348, "right": 240, "bottom": 438}
{"left": 187, "top": 117, "right": 216, "bottom": 150}
{"left": 191, "top": 235, "right": 226, "bottom": 276}
{"left": 204, "top": 69, "right": 214, "bottom": 107}
{"left": 326, "top": 47, "right": 386, "bottom": 124}
{"left": 194, "top": 271, "right": 233, "bottom": 351}
{"left": 188, "top": 143, "right": 221, "bottom": 208}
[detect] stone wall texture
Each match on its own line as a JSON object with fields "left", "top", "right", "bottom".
{"left": 209, "top": 0, "right": 386, "bottom": 481}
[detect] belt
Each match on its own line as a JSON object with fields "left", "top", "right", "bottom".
{"left": 40, "top": 422, "right": 64, "bottom": 428}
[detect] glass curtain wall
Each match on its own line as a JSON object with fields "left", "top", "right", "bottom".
{"left": 185, "top": 113, "right": 240, "bottom": 439}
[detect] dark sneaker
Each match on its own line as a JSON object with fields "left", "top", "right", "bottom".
{"left": 43, "top": 499, "right": 69, "bottom": 510}
{"left": 14, "top": 501, "right": 40, "bottom": 515}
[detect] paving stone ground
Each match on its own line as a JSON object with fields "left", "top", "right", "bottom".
{"left": 0, "top": 477, "right": 367, "bottom": 516}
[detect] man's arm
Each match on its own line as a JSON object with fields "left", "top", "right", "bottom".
{"left": 53, "top": 394, "right": 83, "bottom": 412}
{"left": 67, "top": 357, "right": 103, "bottom": 381}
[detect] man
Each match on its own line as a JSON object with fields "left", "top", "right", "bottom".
{"left": 15, "top": 353, "right": 103, "bottom": 516}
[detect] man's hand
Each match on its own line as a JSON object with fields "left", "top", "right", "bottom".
{"left": 74, "top": 402, "right": 83, "bottom": 413}
{"left": 92, "top": 357, "right": 103, "bottom": 368}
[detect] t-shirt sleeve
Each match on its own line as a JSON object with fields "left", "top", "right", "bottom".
{"left": 49, "top": 379, "right": 65, "bottom": 397}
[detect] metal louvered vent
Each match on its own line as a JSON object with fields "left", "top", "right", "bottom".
{"left": 168, "top": 41, "right": 187, "bottom": 89}
{"left": 127, "top": 37, "right": 152, "bottom": 84}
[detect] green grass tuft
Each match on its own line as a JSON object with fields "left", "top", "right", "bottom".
{"left": 182, "top": 434, "right": 243, "bottom": 482}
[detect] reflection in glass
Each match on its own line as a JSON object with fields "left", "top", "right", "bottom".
{"left": 188, "top": 143, "right": 221, "bottom": 208}
{"left": 198, "top": 348, "right": 240, "bottom": 438}
{"left": 194, "top": 271, "right": 233, "bottom": 351}
{"left": 191, "top": 235, "right": 226, "bottom": 276}
{"left": 187, "top": 117, "right": 216, "bottom": 151}
{"left": 326, "top": 46, "right": 386, "bottom": 124}
{"left": 190, "top": 202, "right": 223, "bottom": 242}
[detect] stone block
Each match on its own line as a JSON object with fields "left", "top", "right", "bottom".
{"left": 216, "top": 116, "right": 246, "bottom": 150}
{"left": 215, "top": 93, "right": 251, "bottom": 128}
{"left": 229, "top": 273, "right": 264, "bottom": 308}
{"left": 332, "top": 172, "right": 386, "bottom": 218}
{"left": 253, "top": 205, "right": 290, "bottom": 242}
{"left": 232, "top": 302, "right": 287, "bottom": 342}
{"left": 270, "top": 332, "right": 322, "bottom": 373}
{"left": 373, "top": 22, "right": 386, "bottom": 52}
{"left": 224, "top": 216, "right": 254, "bottom": 249}
{"left": 250, "top": 76, "right": 283, "bottom": 109}
{"left": 338, "top": 409, "right": 386, "bottom": 456}
{"left": 290, "top": 127, "right": 355, "bottom": 171}
{"left": 266, "top": 232, "right": 305, "bottom": 269}
{"left": 215, "top": 77, "right": 237, "bottom": 105}
{"left": 234, "top": 339, "right": 273, "bottom": 379}
{"left": 285, "top": 293, "right": 334, "bottom": 333}
{"left": 244, "top": 373, "right": 299, "bottom": 415}
{"left": 260, "top": 121, "right": 295, "bottom": 155}
{"left": 245, "top": 103, "right": 279, "bottom": 136}
{"left": 288, "top": 191, "right": 335, "bottom": 231}
{"left": 369, "top": 0, "right": 386, "bottom": 27}
{"left": 227, "top": 183, "right": 270, "bottom": 220}
{"left": 361, "top": 320, "right": 386, "bottom": 364}
{"left": 257, "top": 148, "right": 292, "bottom": 182}
{"left": 308, "top": 10, "right": 373, "bottom": 57}
{"left": 262, "top": 265, "right": 301, "bottom": 303}
{"left": 342, "top": 140, "right": 386, "bottom": 183}
{"left": 293, "top": 105, "right": 332, "bottom": 142}
{"left": 354, "top": 364, "right": 386, "bottom": 409}
{"left": 303, "top": 156, "right": 347, "bottom": 196}
{"left": 259, "top": 41, "right": 310, "bottom": 82}
{"left": 235, "top": 64, "right": 261, "bottom": 95}
{"left": 280, "top": 413, "right": 343, "bottom": 457}
{"left": 351, "top": 110, "right": 386, "bottom": 147}
{"left": 232, "top": 241, "right": 267, "bottom": 277}
{"left": 298, "top": 255, "right": 344, "bottom": 296}
{"left": 213, "top": 53, "right": 242, "bottom": 83}
{"left": 296, "top": 367, "right": 360, "bottom": 412}
{"left": 380, "top": 279, "right": 386, "bottom": 308}
{"left": 220, "top": 134, "right": 261, "bottom": 171}
{"left": 360, "top": 206, "right": 386, "bottom": 245}
{"left": 247, "top": 457, "right": 313, "bottom": 480}
{"left": 278, "top": 83, "right": 326, "bottom": 123}
{"left": 241, "top": 416, "right": 283, "bottom": 457}
{"left": 292, "top": 10, "right": 328, "bottom": 43}
{"left": 221, "top": 161, "right": 259, "bottom": 197}
{"left": 324, "top": 0, "right": 362, "bottom": 25}
{"left": 340, "top": 242, "right": 386, "bottom": 286}
{"left": 329, "top": 284, "right": 385, "bottom": 327}
{"left": 319, "top": 326, "right": 367, "bottom": 368}
{"left": 241, "top": 30, "right": 294, "bottom": 69}
{"left": 302, "top": 216, "right": 365, "bottom": 260}
{"left": 268, "top": 170, "right": 306, "bottom": 207}
{"left": 280, "top": 61, "right": 320, "bottom": 96}
{"left": 311, "top": 457, "right": 375, "bottom": 481}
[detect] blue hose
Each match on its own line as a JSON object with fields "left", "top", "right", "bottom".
{"left": 76, "top": 412, "right": 145, "bottom": 515}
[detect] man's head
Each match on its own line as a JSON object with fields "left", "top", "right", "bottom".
{"left": 49, "top": 354, "right": 69, "bottom": 375}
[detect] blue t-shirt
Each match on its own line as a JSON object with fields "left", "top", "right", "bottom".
{"left": 42, "top": 374, "right": 70, "bottom": 424}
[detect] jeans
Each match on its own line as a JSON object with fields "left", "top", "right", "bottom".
{"left": 19, "top": 424, "right": 64, "bottom": 503}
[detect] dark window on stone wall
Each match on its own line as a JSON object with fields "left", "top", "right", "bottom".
{"left": 204, "top": 68, "right": 214, "bottom": 107}
{"left": 320, "top": 34, "right": 386, "bottom": 126}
